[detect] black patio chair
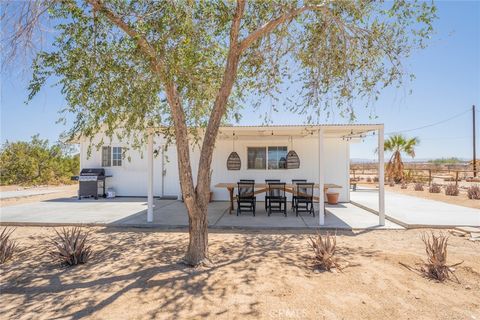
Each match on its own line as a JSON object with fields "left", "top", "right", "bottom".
{"left": 237, "top": 182, "right": 256, "bottom": 216}
{"left": 294, "top": 183, "right": 314, "bottom": 217}
{"left": 239, "top": 179, "right": 255, "bottom": 183}
{"left": 291, "top": 179, "right": 307, "bottom": 209}
{"left": 264, "top": 179, "right": 281, "bottom": 211}
{"left": 267, "top": 182, "right": 287, "bottom": 216}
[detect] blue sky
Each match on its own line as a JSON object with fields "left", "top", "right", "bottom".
{"left": 1, "top": 1, "right": 479, "bottom": 160}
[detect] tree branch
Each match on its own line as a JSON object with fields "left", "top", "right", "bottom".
{"left": 86, "top": 0, "right": 165, "bottom": 76}
{"left": 238, "top": 4, "right": 330, "bottom": 53}
{"left": 196, "top": 0, "right": 246, "bottom": 205}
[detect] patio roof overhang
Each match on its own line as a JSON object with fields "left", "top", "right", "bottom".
{"left": 217, "top": 124, "right": 382, "bottom": 140}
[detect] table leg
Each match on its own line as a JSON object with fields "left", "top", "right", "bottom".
{"left": 228, "top": 187, "right": 234, "bottom": 214}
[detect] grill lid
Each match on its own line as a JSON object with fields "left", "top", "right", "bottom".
{"left": 80, "top": 168, "right": 105, "bottom": 176}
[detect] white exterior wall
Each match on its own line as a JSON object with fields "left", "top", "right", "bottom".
{"left": 80, "top": 133, "right": 350, "bottom": 202}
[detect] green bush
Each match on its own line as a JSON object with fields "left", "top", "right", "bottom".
{"left": 0, "top": 135, "right": 79, "bottom": 186}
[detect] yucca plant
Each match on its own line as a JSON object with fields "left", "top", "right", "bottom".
{"left": 467, "top": 185, "right": 480, "bottom": 199}
{"left": 428, "top": 183, "right": 441, "bottom": 193}
{"left": 309, "top": 232, "right": 341, "bottom": 271}
{"left": 414, "top": 183, "right": 424, "bottom": 191}
{"left": 421, "top": 232, "right": 462, "bottom": 282}
{"left": 445, "top": 184, "right": 459, "bottom": 196}
{"left": 49, "top": 227, "right": 92, "bottom": 266}
{"left": 0, "top": 227, "right": 18, "bottom": 264}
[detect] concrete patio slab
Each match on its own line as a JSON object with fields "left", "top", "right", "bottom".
{"left": 351, "top": 189, "right": 480, "bottom": 227}
{"left": 1, "top": 196, "right": 402, "bottom": 230}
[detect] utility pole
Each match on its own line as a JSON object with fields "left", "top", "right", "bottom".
{"left": 474, "top": 105, "right": 477, "bottom": 177}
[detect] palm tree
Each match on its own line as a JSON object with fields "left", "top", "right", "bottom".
{"left": 384, "top": 134, "right": 419, "bottom": 183}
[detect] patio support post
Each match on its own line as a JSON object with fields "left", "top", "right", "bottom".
{"left": 318, "top": 127, "right": 325, "bottom": 225}
{"left": 147, "top": 131, "right": 154, "bottom": 223}
{"left": 378, "top": 126, "right": 385, "bottom": 226}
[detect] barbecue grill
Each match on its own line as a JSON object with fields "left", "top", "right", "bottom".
{"left": 74, "top": 168, "right": 110, "bottom": 200}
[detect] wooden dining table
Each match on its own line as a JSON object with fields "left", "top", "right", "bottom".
{"left": 214, "top": 182, "right": 342, "bottom": 214}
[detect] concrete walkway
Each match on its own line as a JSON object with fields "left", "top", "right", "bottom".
{"left": 351, "top": 189, "right": 480, "bottom": 227}
{"left": 0, "top": 197, "right": 401, "bottom": 230}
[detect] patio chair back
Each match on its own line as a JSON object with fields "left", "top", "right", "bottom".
{"left": 292, "top": 179, "right": 307, "bottom": 185}
{"left": 265, "top": 179, "right": 280, "bottom": 184}
{"left": 237, "top": 182, "right": 255, "bottom": 198}
{"left": 239, "top": 179, "right": 255, "bottom": 184}
{"left": 296, "top": 183, "right": 314, "bottom": 199}
{"left": 268, "top": 182, "right": 286, "bottom": 198}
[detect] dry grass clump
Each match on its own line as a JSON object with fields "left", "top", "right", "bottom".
{"left": 420, "top": 232, "right": 462, "bottom": 282}
{"left": 309, "top": 232, "right": 341, "bottom": 272}
{"left": 400, "top": 182, "right": 408, "bottom": 189}
{"left": 49, "top": 227, "right": 92, "bottom": 266}
{"left": 428, "top": 183, "right": 441, "bottom": 193}
{"left": 467, "top": 185, "right": 480, "bottom": 199}
{"left": 414, "top": 183, "right": 424, "bottom": 191}
{"left": 388, "top": 180, "right": 395, "bottom": 187}
{"left": 444, "top": 184, "right": 459, "bottom": 196}
{"left": 0, "top": 227, "right": 18, "bottom": 264}
{"left": 366, "top": 177, "right": 372, "bottom": 183}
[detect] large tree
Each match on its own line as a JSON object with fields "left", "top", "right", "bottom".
{"left": 4, "top": 0, "right": 436, "bottom": 266}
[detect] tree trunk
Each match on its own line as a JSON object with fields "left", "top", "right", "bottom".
{"left": 184, "top": 203, "right": 209, "bottom": 265}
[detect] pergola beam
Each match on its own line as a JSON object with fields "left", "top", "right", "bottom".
{"left": 147, "top": 131, "right": 154, "bottom": 223}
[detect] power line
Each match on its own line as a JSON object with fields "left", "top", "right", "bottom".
{"left": 386, "top": 108, "right": 470, "bottom": 135}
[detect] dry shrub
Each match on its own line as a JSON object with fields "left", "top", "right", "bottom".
{"left": 445, "top": 184, "right": 459, "bottom": 196}
{"left": 309, "top": 232, "right": 341, "bottom": 271}
{"left": 414, "top": 183, "right": 424, "bottom": 191}
{"left": 428, "top": 183, "right": 441, "bottom": 193}
{"left": 401, "top": 182, "right": 408, "bottom": 189}
{"left": 420, "top": 232, "right": 462, "bottom": 282}
{"left": 0, "top": 227, "right": 18, "bottom": 264}
{"left": 49, "top": 227, "right": 92, "bottom": 266}
{"left": 366, "top": 177, "right": 372, "bottom": 183}
{"left": 467, "top": 185, "right": 480, "bottom": 199}
{"left": 388, "top": 180, "right": 395, "bottom": 187}
{"left": 373, "top": 176, "right": 379, "bottom": 182}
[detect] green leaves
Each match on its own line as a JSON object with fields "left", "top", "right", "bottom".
{"left": 0, "top": 135, "right": 79, "bottom": 185}
{"left": 27, "top": 0, "right": 436, "bottom": 148}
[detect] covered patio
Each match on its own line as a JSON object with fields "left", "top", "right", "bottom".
{"left": 143, "top": 124, "right": 387, "bottom": 227}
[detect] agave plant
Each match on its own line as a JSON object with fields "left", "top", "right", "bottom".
{"left": 309, "top": 232, "right": 341, "bottom": 271}
{"left": 0, "top": 227, "right": 18, "bottom": 264}
{"left": 384, "top": 135, "right": 419, "bottom": 183}
{"left": 49, "top": 227, "right": 92, "bottom": 266}
{"left": 421, "top": 232, "right": 462, "bottom": 282}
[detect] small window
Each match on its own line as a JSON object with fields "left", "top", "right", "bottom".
{"left": 247, "top": 147, "right": 266, "bottom": 169}
{"left": 112, "top": 147, "right": 122, "bottom": 166}
{"left": 101, "top": 146, "right": 111, "bottom": 167}
{"left": 268, "top": 146, "right": 288, "bottom": 169}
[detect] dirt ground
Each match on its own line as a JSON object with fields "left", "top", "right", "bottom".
{"left": 0, "top": 184, "right": 78, "bottom": 207}
{"left": 1, "top": 227, "right": 479, "bottom": 320}
{"left": 357, "top": 182, "right": 480, "bottom": 210}
{"left": 383, "top": 184, "right": 480, "bottom": 210}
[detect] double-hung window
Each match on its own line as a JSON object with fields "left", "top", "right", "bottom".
{"left": 102, "top": 146, "right": 122, "bottom": 167}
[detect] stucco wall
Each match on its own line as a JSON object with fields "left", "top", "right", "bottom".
{"left": 80, "top": 133, "right": 350, "bottom": 202}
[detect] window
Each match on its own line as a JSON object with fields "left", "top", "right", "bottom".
{"left": 112, "top": 147, "right": 122, "bottom": 166}
{"left": 247, "top": 147, "right": 266, "bottom": 169}
{"left": 268, "top": 146, "right": 288, "bottom": 169}
{"left": 101, "top": 146, "right": 111, "bottom": 167}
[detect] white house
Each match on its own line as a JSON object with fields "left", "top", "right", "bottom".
{"left": 78, "top": 124, "right": 385, "bottom": 225}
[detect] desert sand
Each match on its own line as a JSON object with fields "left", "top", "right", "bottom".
{"left": 1, "top": 227, "right": 479, "bottom": 320}
{"left": 0, "top": 184, "right": 78, "bottom": 207}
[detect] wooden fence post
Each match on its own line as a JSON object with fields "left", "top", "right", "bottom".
{"left": 455, "top": 171, "right": 459, "bottom": 187}
{"left": 429, "top": 169, "right": 432, "bottom": 186}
